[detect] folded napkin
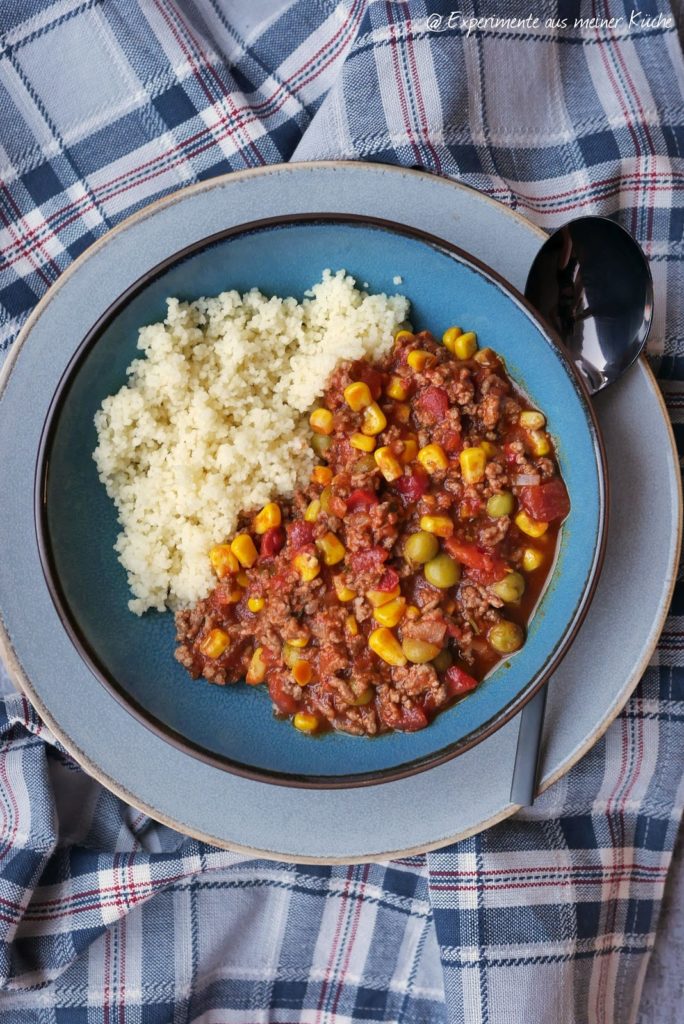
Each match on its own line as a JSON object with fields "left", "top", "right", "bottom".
{"left": 0, "top": 2, "right": 683, "bottom": 1021}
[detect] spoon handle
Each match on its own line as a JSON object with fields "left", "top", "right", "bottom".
{"left": 510, "top": 683, "right": 548, "bottom": 806}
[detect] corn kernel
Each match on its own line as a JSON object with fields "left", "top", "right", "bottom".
{"left": 386, "top": 375, "right": 410, "bottom": 400}
{"left": 209, "top": 544, "right": 239, "bottom": 578}
{"left": 237, "top": 571, "right": 250, "bottom": 587}
{"left": 529, "top": 429, "right": 551, "bottom": 456}
{"left": 420, "top": 514, "right": 454, "bottom": 538}
{"left": 292, "top": 660, "right": 313, "bottom": 686}
{"left": 406, "top": 604, "right": 420, "bottom": 620}
{"left": 246, "top": 646, "right": 267, "bottom": 684}
{"left": 394, "top": 329, "right": 414, "bottom": 343}
{"left": 312, "top": 465, "right": 333, "bottom": 486}
{"left": 522, "top": 547, "right": 544, "bottom": 572}
{"left": 344, "top": 381, "right": 372, "bottom": 411}
{"left": 334, "top": 580, "right": 357, "bottom": 602}
{"left": 353, "top": 688, "right": 374, "bottom": 706}
{"left": 373, "top": 597, "right": 407, "bottom": 628}
{"left": 366, "top": 586, "right": 401, "bottom": 608}
{"left": 253, "top": 502, "right": 281, "bottom": 534}
{"left": 316, "top": 532, "right": 346, "bottom": 566}
{"left": 515, "top": 511, "right": 549, "bottom": 538}
{"left": 473, "top": 347, "right": 496, "bottom": 365}
{"left": 221, "top": 585, "right": 244, "bottom": 605}
{"left": 453, "top": 331, "right": 478, "bottom": 359}
{"left": 520, "top": 410, "right": 546, "bottom": 430}
{"left": 304, "top": 499, "right": 321, "bottom": 523}
{"left": 374, "top": 446, "right": 403, "bottom": 482}
{"left": 309, "top": 408, "right": 333, "bottom": 435}
{"left": 247, "top": 596, "right": 265, "bottom": 613}
{"left": 346, "top": 615, "right": 359, "bottom": 636}
{"left": 460, "top": 446, "right": 487, "bottom": 484}
{"left": 368, "top": 627, "right": 407, "bottom": 667}
{"left": 293, "top": 552, "right": 320, "bottom": 581}
{"left": 288, "top": 635, "right": 309, "bottom": 648}
{"left": 293, "top": 712, "right": 319, "bottom": 733}
{"left": 361, "top": 401, "right": 387, "bottom": 436}
{"left": 417, "top": 443, "right": 449, "bottom": 474}
{"left": 442, "top": 325, "right": 463, "bottom": 353}
{"left": 407, "top": 349, "right": 432, "bottom": 372}
{"left": 481, "top": 440, "right": 497, "bottom": 458}
{"left": 350, "top": 432, "right": 376, "bottom": 452}
{"left": 400, "top": 438, "right": 418, "bottom": 463}
{"left": 230, "top": 533, "right": 258, "bottom": 568}
{"left": 199, "top": 628, "right": 229, "bottom": 659}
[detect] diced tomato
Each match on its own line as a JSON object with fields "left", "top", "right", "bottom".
{"left": 398, "top": 704, "right": 429, "bottom": 731}
{"left": 441, "top": 429, "right": 462, "bottom": 453}
{"left": 349, "top": 547, "right": 389, "bottom": 573}
{"left": 417, "top": 386, "right": 449, "bottom": 423}
{"left": 445, "top": 539, "right": 508, "bottom": 584}
{"left": 519, "top": 479, "right": 570, "bottom": 523}
{"left": 394, "top": 465, "right": 429, "bottom": 503}
{"left": 287, "top": 521, "right": 315, "bottom": 550}
{"left": 350, "top": 360, "right": 384, "bottom": 399}
{"left": 328, "top": 495, "right": 348, "bottom": 518}
{"left": 346, "top": 488, "right": 379, "bottom": 512}
{"left": 459, "top": 496, "right": 482, "bottom": 519}
{"left": 377, "top": 568, "right": 400, "bottom": 592}
{"left": 445, "top": 665, "right": 479, "bottom": 698}
{"left": 260, "top": 525, "right": 285, "bottom": 558}
{"left": 268, "top": 673, "right": 301, "bottom": 715}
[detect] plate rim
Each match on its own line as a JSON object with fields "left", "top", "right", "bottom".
{"left": 34, "top": 208, "right": 607, "bottom": 789}
{"left": 0, "top": 162, "right": 679, "bottom": 860}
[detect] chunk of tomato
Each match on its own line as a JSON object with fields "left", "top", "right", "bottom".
{"left": 444, "top": 539, "right": 508, "bottom": 584}
{"left": 519, "top": 479, "right": 570, "bottom": 523}
{"left": 346, "top": 488, "right": 379, "bottom": 512}
{"left": 377, "top": 568, "right": 400, "bottom": 592}
{"left": 349, "top": 547, "right": 389, "bottom": 573}
{"left": 349, "top": 360, "right": 385, "bottom": 399}
{"left": 417, "top": 385, "right": 449, "bottom": 423}
{"left": 287, "top": 521, "right": 315, "bottom": 550}
{"left": 445, "top": 665, "right": 479, "bottom": 698}
{"left": 441, "top": 428, "right": 462, "bottom": 453}
{"left": 268, "top": 673, "right": 301, "bottom": 715}
{"left": 398, "top": 704, "right": 429, "bottom": 732}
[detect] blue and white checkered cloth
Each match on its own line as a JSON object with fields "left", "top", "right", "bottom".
{"left": 0, "top": 2, "right": 683, "bottom": 1021}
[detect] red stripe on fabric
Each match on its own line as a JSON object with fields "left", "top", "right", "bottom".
{"left": 330, "top": 863, "right": 371, "bottom": 1016}
{"left": 385, "top": 3, "right": 422, "bottom": 165}
{"left": 315, "top": 866, "right": 354, "bottom": 1022}
{"left": 404, "top": 19, "right": 443, "bottom": 174}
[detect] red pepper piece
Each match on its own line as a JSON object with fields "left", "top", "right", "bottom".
{"left": 519, "top": 479, "right": 570, "bottom": 522}
{"left": 445, "top": 665, "right": 479, "bottom": 698}
{"left": 346, "top": 488, "right": 379, "bottom": 512}
{"left": 398, "top": 704, "right": 429, "bottom": 731}
{"left": 260, "top": 525, "right": 286, "bottom": 558}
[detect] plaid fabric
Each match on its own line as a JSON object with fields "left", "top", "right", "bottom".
{"left": 0, "top": 1, "right": 683, "bottom": 1021}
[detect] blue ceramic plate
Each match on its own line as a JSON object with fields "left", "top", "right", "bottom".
{"left": 35, "top": 212, "right": 606, "bottom": 787}
{"left": 0, "top": 165, "right": 677, "bottom": 860}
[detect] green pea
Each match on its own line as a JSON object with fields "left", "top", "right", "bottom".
{"left": 311, "top": 433, "right": 331, "bottom": 457}
{"left": 404, "top": 530, "right": 439, "bottom": 566}
{"left": 353, "top": 454, "right": 377, "bottom": 475}
{"left": 424, "top": 554, "right": 461, "bottom": 589}
{"left": 432, "top": 649, "right": 453, "bottom": 673}
{"left": 486, "top": 491, "right": 514, "bottom": 518}
{"left": 402, "top": 637, "right": 442, "bottom": 664}
{"left": 282, "top": 643, "right": 301, "bottom": 668}
{"left": 352, "top": 688, "right": 375, "bottom": 706}
{"left": 488, "top": 621, "right": 524, "bottom": 654}
{"left": 492, "top": 571, "right": 526, "bottom": 604}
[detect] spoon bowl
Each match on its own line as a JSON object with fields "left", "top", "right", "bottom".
{"left": 525, "top": 215, "right": 653, "bottom": 394}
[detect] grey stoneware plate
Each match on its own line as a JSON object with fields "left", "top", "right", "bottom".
{"left": 0, "top": 163, "right": 679, "bottom": 862}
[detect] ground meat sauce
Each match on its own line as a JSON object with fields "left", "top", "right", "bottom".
{"left": 174, "top": 327, "right": 570, "bottom": 736}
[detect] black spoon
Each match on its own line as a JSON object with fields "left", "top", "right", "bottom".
{"left": 510, "top": 216, "right": 653, "bottom": 806}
